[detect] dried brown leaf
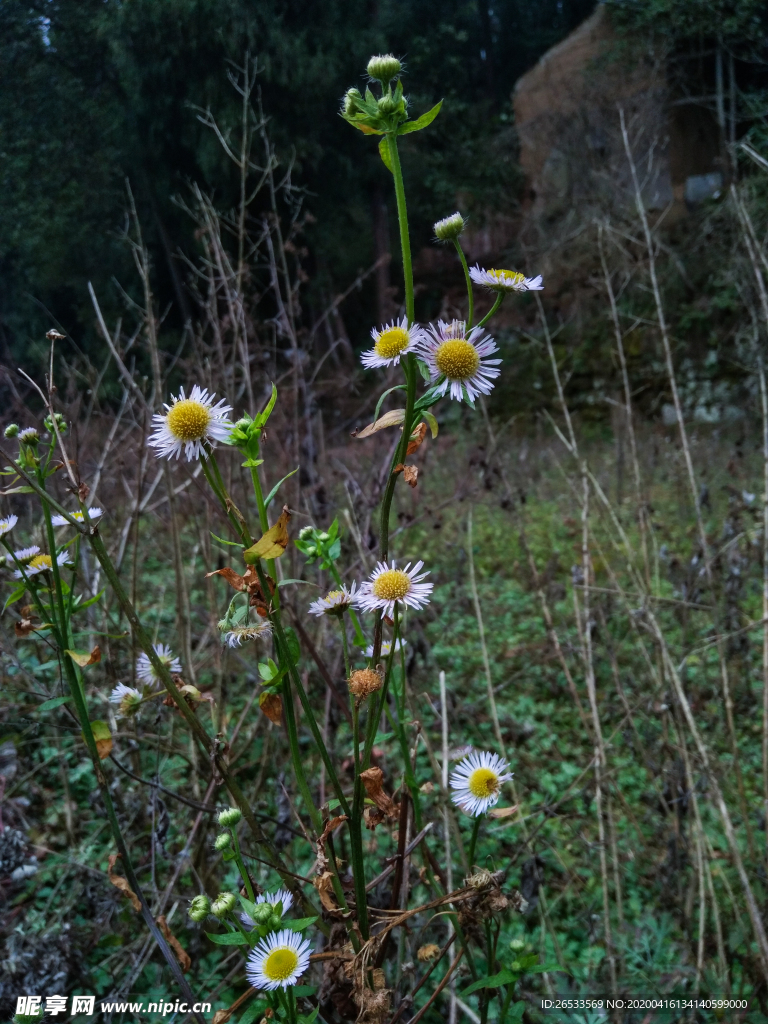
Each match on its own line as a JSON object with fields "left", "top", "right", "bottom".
{"left": 488, "top": 804, "right": 520, "bottom": 819}
{"left": 359, "top": 767, "right": 398, "bottom": 818}
{"left": 318, "top": 815, "right": 348, "bottom": 849}
{"left": 353, "top": 408, "right": 405, "bottom": 439}
{"left": 363, "top": 806, "right": 386, "bottom": 831}
{"left": 157, "top": 914, "right": 191, "bottom": 973}
{"left": 205, "top": 567, "right": 247, "bottom": 591}
{"left": 244, "top": 506, "right": 292, "bottom": 562}
{"left": 406, "top": 421, "right": 428, "bottom": 454}
{"left": 314, "top": 870, "right": 340, "bottom": 912}
{"left": 107, "top": 854, "right": 141, "bottom": 912}
{"left": 65, "top": 646, "right": 101, "bottom": 667}
{"left": 259, "top": 691, "right": 283, "bottom": 725}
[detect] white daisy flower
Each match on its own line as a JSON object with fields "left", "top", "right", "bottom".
{"left": 110, "top": 682, "right": 143, "bottom": 717}
{"left": 223, "top": 622, "right": 273, "bottom": 647}
{"left": 450, "top": 750, "right": 513, "bottom": 817}
{"left": 0, "top": 515, "right": 18, "bottom": 538}
{"left": 136, "top": 643, "right": 181, "bottom": 685}
{"left": 308, "top": 582, "right": 358, "bottom": 617}
{"left": 360, "top": 316, "right": 425, "bottom": 369}
{"left": 13, "top": 550, "right": 72, "bottom": 579}
{"left": 246, "top": 928, "right": 312, "bottom": 991}
{"left": 51, "top": 507, "right": 103, "bottom": 527}
{"left": 10, "top": 546, "right": 40, "bottom": 564}
{"left": 356, "top": 560, "right": 433, "bottom": 617}
{"left": 148, "top": 385, "right": 234, "bottom": 462}
{"left": 422, "top": 320, "right": 501, "bottom": 403}
{"left": 18, "top": 428, "right": 39, "bottom": 443}
{"left": 364, "top": 638, "right": 407, "bottom": 658}
{"left": 469, "top": 265, "right": 543, "bottom": 293}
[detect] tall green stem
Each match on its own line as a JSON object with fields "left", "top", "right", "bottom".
{"left": 477, "top": 292, "right": 504, "bottom": 329}
{"left": 454, "top": 239, "right": 474, "bottom": 329}
{"left": 386, "top": 133, "right": 413, "bottom": 324}
{"left": 468, "top": 816, "right": 481, "bottom": 869}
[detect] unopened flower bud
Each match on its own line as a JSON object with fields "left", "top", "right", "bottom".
{"left": 4, "top": 424, "right": 19, "bottom": 438}
{"left": 218, "top": 807, "right": 242, "bottom": 827}
{"left": 18, "top": 427, "right": 39, "bottom": 445}
{"left": 252, "top": 903, "right": 274, "bottom": 926}
{"left": 342, "top": 88, "right": 363, "bottom": 117}
{"left": 434, "top": 212, "right": 465, "bottom": 242}
{"left": 214, "top": 832, "right": 232, "bottom": 851}
{"left": 235, "top": 417, "right": 251, "bottom": 431}
{"left": 367, "top": 54, "right": 402, "bottom": 85}
{"left": 377, "top": 93, "right": 402, "bottom": 116}
{"left": 211, "top": 892, "right": 237, "bottom": 918}
{"left": 188, "top": 894, "right": 211, "bottom": 922}
{"left": 317, "top": 531, "right": 330, "bottom": 543}
{"left": 298, "top": 526, "right": 314, "bottom": 541}
{"left": 510, "top": 938, "right": 525, "bottom": 952}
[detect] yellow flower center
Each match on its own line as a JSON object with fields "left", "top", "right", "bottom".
{"left": 435, "top": 339, "right": 480, "bottom": 381}
{"left": 166, "top": 399, "right": 211, "bottom": 442}
{"left": 489, "top": 268, "right": 525, "bottom": 286}
{"left": 372, "top": 569, "right": 411, "bottom": 602}
{"left": 325, "top": 590, "right": 345, "bottom": 602}
{"left": 374, "top": 326, "right": 410, "bottom": 360}
{"left": 468, "top": 767, "right": 500, "bottom": 799}
{"left": 264, "top": 947, "right": 299, "bottom": 982}
{"left": 28, "top": 554, "right": 52, "bottom": 572}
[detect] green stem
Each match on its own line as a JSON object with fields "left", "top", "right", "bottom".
{"left": 386, "top": 132, "right": 414, "bottom": 324}
{"left": 36, "top": 483, "right": 206, "bottom": 1018}
{"left": 454, "top": 239, "right": 474, "bottom": 329}
{"left": 468, "top": 816, "right": 481, "bottom": 870}
{"left": 476, "top": 292, "right": 504, "bottom": 329}
{"left": 340, "top": 621, "right": 351, "bottom": 679}
{"left": 230, "top": 827, "right": 255, "bottom": 902}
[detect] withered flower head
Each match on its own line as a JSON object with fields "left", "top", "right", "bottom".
{"left": 348, "top": 668, "right": 383, "bottom": 702}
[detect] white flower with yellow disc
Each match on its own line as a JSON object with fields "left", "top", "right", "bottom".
{"left": 0, "top": 515, "right": 18, "bottom": 538}
{"left": 361, "top": 316, "right": 425, "bottom": 369}
{"left": 469, "top": 265, "right": 543, "bottom": 293}
{"left": 356, "top": 560, "right": 432, "bottom": 617}
{"left": 450, "top": 750, "right": 512, "bottom": 816}
{"left": 51, "top": 507, "right": 103, "bottom": 527}
{"left": 110, "top": 683, "right": 143, "bottom": 717}
{"left": 149, "top": 385, "right": 233, "bottom": 461}
{"left": 308, "top": 582, "right": 358, "bottom": 617}
{"left": 422, "top": 320, "right": 501, "bottom": 403}
{"left": 246, "top": 928, "right": 312, "bottom": 991}
{"left": 13, "top": 550, "right": 73, "bottom": 579}
{"left": 136, "top": 643, "right": 181, "bottom": 685}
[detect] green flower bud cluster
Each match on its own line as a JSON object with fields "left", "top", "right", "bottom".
{"left": 214, "top": 832, "right": 232, "bottom": 851}
{"left": 294, "top": 519, "right": 341, "bottom": 569}
{"left": 367, "top": 54, "right": 402, "bottom": 86}
{"left": 4, "top": 423, "right": 19, "bottom": 438}
{"left": 341, "top": 78, "right": 409, "bottom": 134}
{"left": 43, "top": 412, "right": 67, "bottom": 435}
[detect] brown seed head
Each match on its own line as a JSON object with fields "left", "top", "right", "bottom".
{"left": 417, "top": 943, "right": 441, "bottom": 962}
{"left": 348, "top": 668, "right": 383, "bottom": 701}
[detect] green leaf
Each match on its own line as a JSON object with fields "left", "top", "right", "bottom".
{"left": 416, "top": 357, "right": 432, "bottom": 382}
{"left": 277, "top": 578, "right": 314, "bottom": 587}
{"left": 211, "top": 532, "right": 243, "bottom": 548}
{"left": 241, "top": 458, "right": 264, "bottom": 469}
{"left": 284, "top": 626, "right": 301, "bottom": 664}
{"left": 256, "top": 383, "right": 278, "bottom": 427}
{"left": 373, "top": 384, "right": 407, "bottom": 425}
{"left": 72, "top": 589, "right": 105, "bottom": 612}
{"left": 237, "top": 1000, "right": 267, "bottom": 1024}
{"left": 38, "top": 696, "right": 70, "bottom": 712}
{"left": 461, "top": 968, "right": 517, "bottom": 996}
{"left": 378, "top": 137, "right": 393, "bottom": 172}
{"left": 423, "top": 411, "right": 439, "bottom": 438}
{"left": 222, "top": 849, "right": 237, "bottom": 861}
{"left": 264, "top": 466, "right": 299, "bottom": 508}
{"left": 3, "top": 583, "right": 27, "bottom": 612}
{"left": 527, "top": 962, "right": 565, "bottom": 974}
{"left": 284, "top": 915, "right": 318, "bottom": 932}
{"left": 205, "top": 931, "right": 248, "bottom": 946}
{"left": 398, "top": 99, "right": 443, "bottom": 134}
{"left": 509, "top": 1000, "right": 526, "bottom": 1021}
{"left": 293, "top": 986, "right": 317, "bottom": 997}
{"left": 297, "top": 1008, "right": 319, "bottom": 1024}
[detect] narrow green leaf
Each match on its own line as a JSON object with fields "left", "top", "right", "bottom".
{"left": 3, "top": 584, "right": 28, "bottom": 612}
{"left": 38, "top": 696, "right": 71, "bottom": 712}
{"left": 461, "top": 968, "right": 517, "bottom": 996}
{"left": 237, "top": 1000, "right": 267, "bottom": 1024}
{"left": 72, "top": 589, "right": 105, "bottom": 612}
{"left": 423, "top": 411, "right": 439, "bottom": 438}
{"left": 210, "top": 532, "right": 242, "bottom": 548}
{"left": 398, "top": 100, "right": 443, "bottom": 135}
{"left": 241, "top": 458, "right": 264, "bottom": 469}
{"left": 373, "top": 384, "right": 407, "bottom": 425}
{"left": 284, "top": 626, "right": 301, "bottom": 664}
{"left": 205, "top": 931, "right": 248, "bottom": 946}
{"left": 378, "top": 137, "right": 393, "bottom": 172}
{"left": 528, "top": 962, "right": 565, "bottom": 974}
{"left": 264, "top": 466, "right": 299, "bottom": 508}
{"left": 277, "top": 578, "right": 314, "bottom": 587}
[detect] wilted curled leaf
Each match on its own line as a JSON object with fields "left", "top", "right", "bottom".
{"left": 393, "top": 464, "right": 418, "bottom": 488}
{"left": 359, "top": 766, "right": 398, "bottom": 819}
{"left": 406, "top": 421, "right": 428, "bottom": 455}
{"left": 353, "top": 408, "right": 405, "bottom": 439}
{"left": 363, "top": 806, "right": 386, "bottom": 831}
{"left": 108, "top": 853, "right": 141, "bottom": 912}
{"left": 206, "top": 565, "right": 275, "bottom": 616}
{"left": 205, "top": 566, "right": 247, "bottom": 590}
{"left": 313, "top": 870, "right": 340, "bottom": 913}
{"left": 318, "top": 815, "right": 348, "bottom": 851}
{"left": 243, "top": 506, "right": 291, "bottom": 562}
{"left": 89, "top": 720, "right": 112, "bottom": 759}
{"left": 259, "top": 691, "right": 283, "bottom": 725}
{"left": 15, "top": 617, "right": 39, "bottom": 637}
{"left": 488, "top": 804, "right": 519, "bottom": 819}
{"left": 157, "top": 914, "right": 191, "bottom": 973}
{"left": 65, "top": 646, "right": 101, "bottom": 667}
